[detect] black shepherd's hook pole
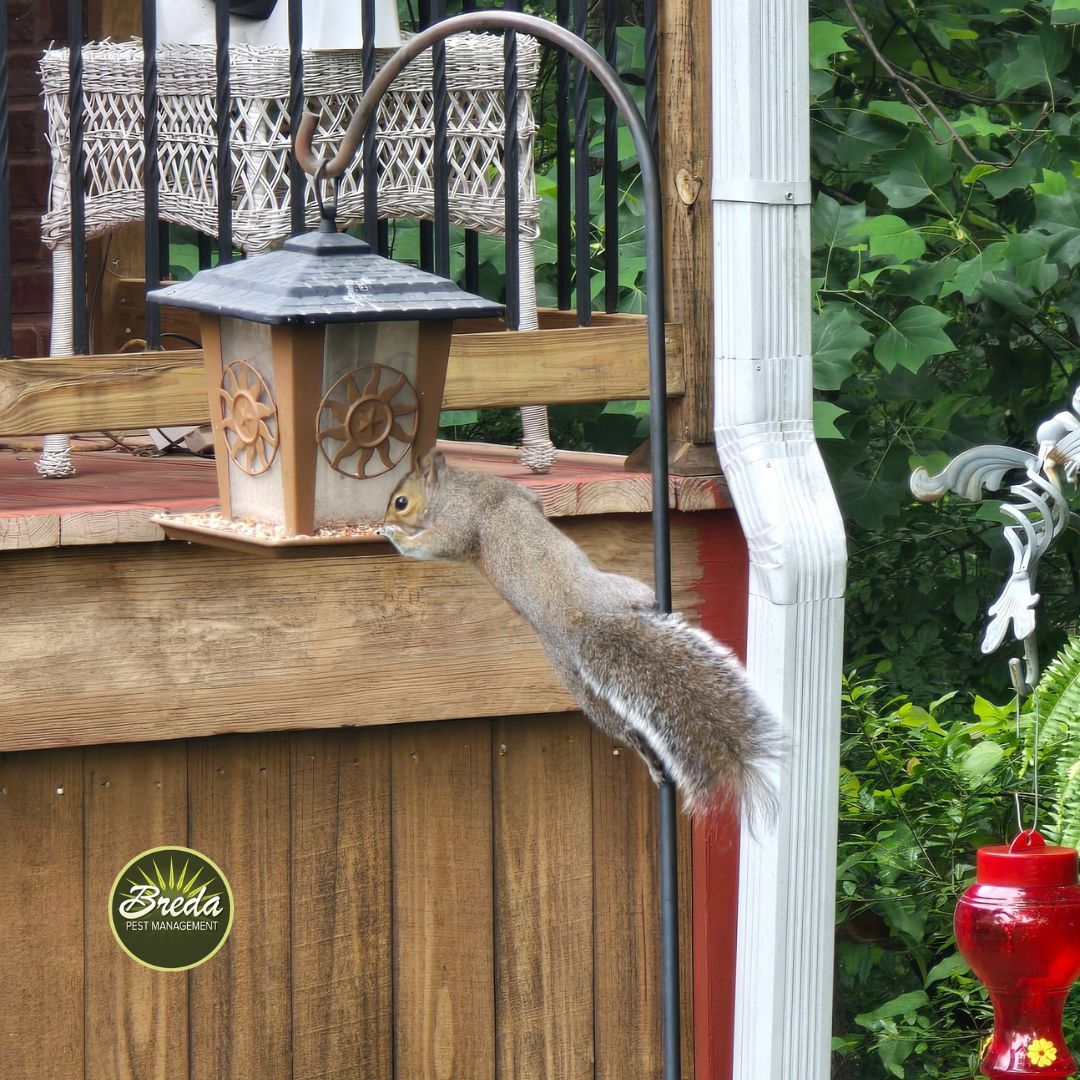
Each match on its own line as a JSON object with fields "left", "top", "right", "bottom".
{"left": 297, "top": 12, "right": 679, "bottom": 1076}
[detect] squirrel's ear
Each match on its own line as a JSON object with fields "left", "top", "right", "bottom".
{"left": 417, "top": 449, "right": 446, "bottom": 485}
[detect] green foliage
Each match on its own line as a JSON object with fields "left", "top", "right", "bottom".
{"left": 839, "top": 632, "right": 1080, "bottom": 1077}
{"left": 810, "top": 0, "right": 1080, "bottom": 699}
{"left": 835, "top": 664, "right": 1080, "bottom": 1079}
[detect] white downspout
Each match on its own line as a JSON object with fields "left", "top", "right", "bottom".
{"left": 710, "top": 2, "right": 847, "bottom": 1078}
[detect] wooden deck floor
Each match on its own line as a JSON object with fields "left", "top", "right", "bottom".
{"left": 0, "top": 442, "right": 728, "bottom": 551}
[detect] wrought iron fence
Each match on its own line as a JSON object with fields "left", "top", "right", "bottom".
{"left": 0, "top": 0, "right": 659, "bottom": 360}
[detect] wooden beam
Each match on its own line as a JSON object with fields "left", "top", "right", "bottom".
{"left": 0, "top": 352, "right": 208, "bottom": 436}
{"left": 0, "top": 320, "right": 686, "bottom": 437}
{"left": 445, "top": 320, "right": 686, "bottom": 409}
{"left": 0, "top": 515, "right": 711, "bottom": 753}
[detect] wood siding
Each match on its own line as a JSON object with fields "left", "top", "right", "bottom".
{"left": 0, "top": 718, "right": 694, "bottom": 1079}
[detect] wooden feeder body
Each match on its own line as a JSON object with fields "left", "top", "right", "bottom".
{"left": 148, "top": 226, "right": 500, "bottom": 543}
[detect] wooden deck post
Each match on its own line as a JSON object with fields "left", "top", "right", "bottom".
{"left": 655, "top": 0, "right": 719, "bottom": 476}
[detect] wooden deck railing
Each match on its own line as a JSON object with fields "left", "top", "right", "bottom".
{"left": 0, "top": 313, "right": 684, "bottom": 438}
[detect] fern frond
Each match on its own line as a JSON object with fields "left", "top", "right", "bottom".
{"left": 1034, "top": 636, "right": 1080, "bottom": 724}
{"left": 1024, "top": 636, "right": 1080, "bottom": 845}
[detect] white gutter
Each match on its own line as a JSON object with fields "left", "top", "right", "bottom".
{"left": 711, "top": 2, "right": 848, "bottom": 1077}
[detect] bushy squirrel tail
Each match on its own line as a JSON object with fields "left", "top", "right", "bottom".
{"left": 598, "top": 611, "right": 785, "bottom": 825}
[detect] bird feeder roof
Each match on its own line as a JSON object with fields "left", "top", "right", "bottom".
{"left": 147, "top": 227, "right": 504, "bottom": 325}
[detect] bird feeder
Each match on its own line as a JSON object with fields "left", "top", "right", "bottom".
{"left": 955, "top": 830, "right": 1080, "bottom": 1078}
{"left": 147, "top": 220, "right": 501, "bottom": 552}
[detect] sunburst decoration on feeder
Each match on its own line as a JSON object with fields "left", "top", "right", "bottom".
{"left": 317, "top": 362, "right": 419, "bottom": 479}
{"left": 219, "top": 360, "right": 279, "bottom": 475}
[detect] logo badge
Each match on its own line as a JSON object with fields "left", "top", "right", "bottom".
{"left": 109, "top": 846, "right": 234, "bottom": 971}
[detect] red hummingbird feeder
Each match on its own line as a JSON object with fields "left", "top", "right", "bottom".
{"left": 955, "top": 829, "right": 1080, "bottom": 1078}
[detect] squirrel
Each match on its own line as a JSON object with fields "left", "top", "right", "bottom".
{"left": 379, "top": 451, "right": 782, "bottom": 821}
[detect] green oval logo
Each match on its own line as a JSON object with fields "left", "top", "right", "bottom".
{"left": 109, "top": 846, "right": 234, "bottom": 971}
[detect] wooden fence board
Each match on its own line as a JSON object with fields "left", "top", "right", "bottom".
{"left": 0, "top": 749, "right": 84, "bottom": 1078}
{"left": 83, "top": 742, "right": 190, "bottom": 1079}
{"left": 391, "top": 720, "right": 495, "bottom": 1080}
{"left": 0, "top": 319, "right": 685, "bottom": 437}
{"left": 188, "top": 735, "right": 291, "bottom": 1080}
{"left": 291, "top": 730, "right": 393, "bottom": 1080}
{"left": 591, "top": 730, "right": 664, "bottom": 1079}
{"left": 589, "top": 730, "right": 696, "bottom": 1080}
{"left": 0, "top": 517, "right": 707, "bottom": 752}
{"left": 493, "top": 713, "right": 595, "bottom": 1079}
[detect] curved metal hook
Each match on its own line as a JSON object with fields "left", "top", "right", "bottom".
{"left": 294, "top": 12, "right": 652, "bottom": 183}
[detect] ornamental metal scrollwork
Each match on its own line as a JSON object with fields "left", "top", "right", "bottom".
{"left": 910, "top": 387, "right": 1080, "bottom": 684}
{"left": 317, "top": 362, "right": 419, "bottom": 479}
{"left": 219, "top": 360, "right": 280, "bottom": 475}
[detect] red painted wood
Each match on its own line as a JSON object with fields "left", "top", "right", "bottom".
{"left": 0, "top": 451, "right": 218, "bottom": 512}
{"left": 686, "top": 510, "right": 749, "bottom": 1080}
{"left": 0, "top": 446, "right": 733, "bottom": 518}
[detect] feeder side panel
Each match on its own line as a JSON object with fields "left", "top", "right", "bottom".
{"left": 220, "top": 318, "right": 285, "bottom": 527}
{"left": 313, "top": 320, "right": 422, "bottom": 529}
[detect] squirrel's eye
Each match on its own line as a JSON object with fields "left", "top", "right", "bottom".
{"left": 394, "top": 495, "right": 409, "bottom": 512}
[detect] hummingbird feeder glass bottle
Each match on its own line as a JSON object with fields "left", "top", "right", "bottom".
{"left": 955, "top": 829, "right": 1080, "bottom": 1078}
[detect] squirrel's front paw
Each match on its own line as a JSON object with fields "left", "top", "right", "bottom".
{"left": 379, "top": 523, "right": 424, "bottom": 558}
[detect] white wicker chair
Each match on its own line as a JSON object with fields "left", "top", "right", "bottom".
{"left": 38, "top": 35, "right": 556, "bottom": 477}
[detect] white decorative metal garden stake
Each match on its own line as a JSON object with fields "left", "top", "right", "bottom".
{"left": 911, "top": 384, "right": 1080, "bottom": 688}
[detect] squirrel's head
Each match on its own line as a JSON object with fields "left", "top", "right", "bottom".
{"left": 379, "top": 449, "right": 480, "bottom": 562}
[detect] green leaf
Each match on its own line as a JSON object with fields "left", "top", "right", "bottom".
{"left": 958, "top": 740, "right": 1006, "bottom": 782}
{"left": 1052, "top": 0, "right": 1080, "bottom": 23}
{"left": 873, "top": 136, "right": 956, "bottom": 209}
{"left": 998, "top": 29, "right": 1070, "bottom": 94}
{"left": 963, "top": 163, "right": 999, "bottom": 185}
{"left": 808, "top": 20, "right": 854, "bottom": 69}
{"left": 862, "top": 215, "right": 927, "bottom": 263}
{"left": 879, "top": 1039, "right": 915, "bottom": 1077}
{"left": 1032, "top": 168, "right": 1069, "bottom": 195}
{"left": 866, "top": 101, "right": 923, "bottom": 126}
{"left": 814, "top": 399, "right": 849, "bottom": 439}
{"left": 439, "top": 410, "right": 479, "bottom": 427}
{"left": 813, "top": 305, "right": 872, "bottom": 389}
{"left": 855, "top": 991, "right": 930, "bottom": 1028}
{"left": 811, "top": 193, "right": 866, "bottom": 251}
{"left": 925, "top": 953, "right": 971, "bottom": 986}
{"left": 941, "top": 245, "right": 1007, "bottom": 300}
{"left": 873, "top": 306, "right": 956, "bottom": 372}
{"left": 952, "top": 115, "right": 1011, "bottom": 137}
{"left": 1006, "top": 233, "right": 1059, "bottom": 292}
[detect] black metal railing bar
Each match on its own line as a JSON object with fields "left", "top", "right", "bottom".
{"left": 572, "top": 0, "right": 590, "bottom": 325}
{"left": 288, "top": 0, "right": 305, "bottom": 237}
{"left": 503, "top": 0, "right": 521, "bottom": 330}
{"left": 142, "top": 0, "right": 160, "bottom": 348}
{"left": 215, "top": 0, "right": 233, "bottom": 264}
{"left": 68, "top": 0, "right": 88, "bottom": 353}
{"left": 432, "top": 0, "right": 451, "bottom": 279}
{"left": 0, "top": 0, "right": 11, "bottom": 357}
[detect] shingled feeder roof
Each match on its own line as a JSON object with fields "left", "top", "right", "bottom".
{"left": 147, "top": 227, "right": 504, "bottom": 325}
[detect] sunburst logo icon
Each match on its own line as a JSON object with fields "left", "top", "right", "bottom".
{"left": 109, "top": 846, "right": 234, "bottom": 971}
{"left": 219, "top": 360, "right": 280, "bottom": 475}
{"left": 317, "top": 362, "right": 419, "bottom": 479}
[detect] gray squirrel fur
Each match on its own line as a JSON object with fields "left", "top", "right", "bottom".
{"left": 379, "top": 450, "right": 782, "bottom": 820}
